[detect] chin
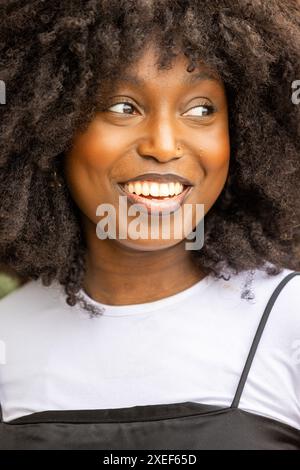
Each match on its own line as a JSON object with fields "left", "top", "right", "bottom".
{"left": 114, "top": 236, "right": 184, "bottom": 252}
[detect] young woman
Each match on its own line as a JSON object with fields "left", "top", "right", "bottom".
{"left": 0, "top": 0, "right": 299, "bottom": 450}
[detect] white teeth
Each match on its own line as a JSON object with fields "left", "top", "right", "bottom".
{"left": 128, "top": 183, "right": 135, "bottom": 194}
{"left": 169, "top": 182, "right": 175, "bottom": 196}
{"left": 150, "top": 182, "right": 160, "bottom": 197}
{"left": 174, "top": 182, "right": 182, "bottom": 195}
{"left": 134, "top": 181, "right": 142, "bottom": 195}
{"left": 142, "top": 182, "right": 150, "bottom": 196}
{"left": 159, "top": 183, "right": 170, "bottom": 197}
{"left": 124, "top": 181, "right": 185, "bottom": 197}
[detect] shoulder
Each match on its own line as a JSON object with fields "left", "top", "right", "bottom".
{"left": 229, "top": 264, "right": 300, "bottom": 306}
{"left": 215, "top": 265, "right": 300, "bottom": 333}
{"left": 0, "top": 278, "right": 65, "bottom": 320}
{"left": 247, "top": 266, "right": 300, "bottom": 359}
{"left": 235, "top": 267, "right": 300, "bottom": 431}
{"left": 212, "top": 264, "right": 300, "bottom": 307}
{"left": 253, "top": 266, "right": 300, "bottom": 335}
{"left": 251, "top": 266, "right": 300, "bottom": 308}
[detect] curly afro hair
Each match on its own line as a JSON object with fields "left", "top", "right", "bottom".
{"left": 0, "top": 0, "right": 300, "bottom": 317}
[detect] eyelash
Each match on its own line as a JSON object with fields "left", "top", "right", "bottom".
{"left": 106, "top": 99, "right": 216, "bottom": 118}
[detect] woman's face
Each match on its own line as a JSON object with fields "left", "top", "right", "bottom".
{"left": 64, "top": 43, "right": 230, "bottom": 251}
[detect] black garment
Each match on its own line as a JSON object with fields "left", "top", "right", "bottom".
{"left": 0, "top": 272, "right": 300, "bottom": 450}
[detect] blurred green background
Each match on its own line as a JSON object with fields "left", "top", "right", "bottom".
{"left": 0, "top": 265, "right": 24, "bottom": 300}
{"left": 0, "top": 273, "right": 20, "bottom": 299}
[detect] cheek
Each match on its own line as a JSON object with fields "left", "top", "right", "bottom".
{"left": 67, "top": 123, "right": 118, "bottom": 174}
{"left": 189, "top": 124, "right": 230, "bottom": 212}
{"left": 64, "top": 124, "right": 122, "bottom": 218}
{"left": 198, "top": 122, "right": 230, "bottom": 172}
{"left": 65, "top": 117, "right": 131, "bottom": 192}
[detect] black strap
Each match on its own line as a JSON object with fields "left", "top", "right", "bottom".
{"left": 231, "top": 271, "right": 300, "bottom": 409}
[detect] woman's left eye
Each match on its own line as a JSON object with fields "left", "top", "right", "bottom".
{"left": 182, "top": 105, "right": 215, "bottom": 117}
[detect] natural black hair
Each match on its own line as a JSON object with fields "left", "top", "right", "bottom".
{"left": 0, "top": 0, "right": 300, "bottom": 317}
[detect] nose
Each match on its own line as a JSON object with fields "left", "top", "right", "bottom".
{"left": 137, "top": 113, "right": 183, "bottom": 163}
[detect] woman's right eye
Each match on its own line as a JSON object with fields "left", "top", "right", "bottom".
{"left": 107, "top": 101, "right": 138, "bottom": 115}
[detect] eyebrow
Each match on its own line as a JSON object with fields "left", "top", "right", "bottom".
{"left": 113, "top": 70, "right": 219, "bottom": 88}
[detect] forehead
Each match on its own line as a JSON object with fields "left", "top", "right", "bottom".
{"left": 110, "top": 44, "right": 222, "bottom": 90}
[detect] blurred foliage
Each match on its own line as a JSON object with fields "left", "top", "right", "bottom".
{"left": 0, "top": 272, "right": 21, "bottom": 299}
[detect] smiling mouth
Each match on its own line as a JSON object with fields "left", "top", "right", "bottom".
{"left": 116, "top": 180, "right": 193, "bottom": 215}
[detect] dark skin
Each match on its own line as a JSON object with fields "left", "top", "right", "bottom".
{"left": 64, "top": 43, "right": 230, "bottom": 305}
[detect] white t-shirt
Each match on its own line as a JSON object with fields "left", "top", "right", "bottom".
{"left": 0, "top": 266, "right": 299, "bottom": 431}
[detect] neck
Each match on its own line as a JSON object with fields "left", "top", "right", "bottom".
{"left": 81, "top": 218, "right": 206, "bottom": 306}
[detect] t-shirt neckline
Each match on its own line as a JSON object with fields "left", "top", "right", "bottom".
{"left": 78, "top": 273, "right": 213, "bottom": 317}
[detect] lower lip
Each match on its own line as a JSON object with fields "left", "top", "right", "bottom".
{"left": 116, "top": 183, "right": 193, "bottom": 215}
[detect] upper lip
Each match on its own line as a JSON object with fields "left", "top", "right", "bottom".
{"left": 119, "top": 173, "right": 193, "bottom": 186}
